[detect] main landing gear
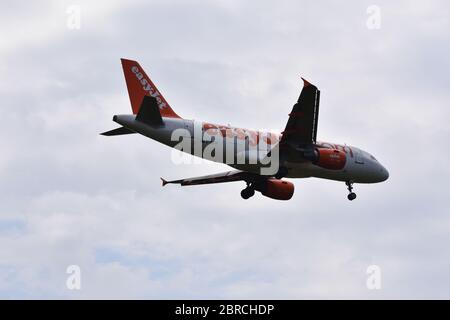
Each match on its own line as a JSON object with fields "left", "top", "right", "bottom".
{"left": 346, "top": 181, "right": 357, "bottom": 201}
{"left": 241, "top": 181, "right": 256, "bottom": 200}
{"left": 241, "top": 185, "right": 255, "bottom": 199}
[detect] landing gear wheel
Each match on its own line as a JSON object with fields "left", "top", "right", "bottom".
{"left": 240, "top": 187, "right": 255, "bottom": 199}
{"left": 345, "top": 181, "right": 357, "bottom": 201}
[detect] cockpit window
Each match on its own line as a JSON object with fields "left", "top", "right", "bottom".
{"left": 361, "top": 150, "right": 378, "bottom": 161}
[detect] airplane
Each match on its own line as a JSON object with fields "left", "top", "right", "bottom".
{"left": 101, "top": 58, "right": 389, "bottom": 201}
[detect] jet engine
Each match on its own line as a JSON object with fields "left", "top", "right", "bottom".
{"left": 312, "top": 148, "right": 346, "bottom": 170}
{"left": 257, "top": 178, "right": 295, "bottom": 200}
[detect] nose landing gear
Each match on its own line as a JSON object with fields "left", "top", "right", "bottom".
{"left": 346, "top": 181, "right": 357, "bottom": 201}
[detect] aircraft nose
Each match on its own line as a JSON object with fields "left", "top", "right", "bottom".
{"left": 379, "top": 165, "right": 389, "bottom": 182}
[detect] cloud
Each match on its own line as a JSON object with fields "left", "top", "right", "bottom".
{"left": 1, "top": 0, "right": 450, "bottom": 298}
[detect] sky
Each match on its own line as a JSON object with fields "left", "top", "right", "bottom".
{"left": 0, "top": 0, "right": 450, "bottom": 299}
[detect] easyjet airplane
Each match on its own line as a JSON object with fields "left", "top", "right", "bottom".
{"left": 102, "top": 59, "right": 389, "bottom": 201}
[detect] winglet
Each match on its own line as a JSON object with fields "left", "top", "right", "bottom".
{"left": 301, "top": 77, "right": 311, "bottom": 87}
{"left": 161, "top": 177, "right": 168, "bottom": 187}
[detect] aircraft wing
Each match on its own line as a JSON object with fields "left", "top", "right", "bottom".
{"left": 280, "top": 78, "right": 320, "bottom": 147}
{"left": 161, "top": 170, "right": 260, "bottom": 186}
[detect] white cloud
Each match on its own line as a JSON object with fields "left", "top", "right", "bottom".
{"left": 1, "top": 0, "right": 450, "bottom": 299}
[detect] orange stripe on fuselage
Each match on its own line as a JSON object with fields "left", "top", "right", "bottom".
{"left": 201, "top": 122, "right": 281, "bottom": 147}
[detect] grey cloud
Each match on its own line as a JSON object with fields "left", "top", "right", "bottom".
{"left": 0, "top": 0, "right": 450, "bottom": 298}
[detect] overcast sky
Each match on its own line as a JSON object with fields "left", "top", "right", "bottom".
{"left": 1, "top": 0, "right": 450, "bottom": 299}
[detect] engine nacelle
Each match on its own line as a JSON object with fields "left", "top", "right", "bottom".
{"left": 256, "top": 179, "right": 295, "bottom": 200}
{"left": 314, "top": 148, "right": 346, "bottom": 170}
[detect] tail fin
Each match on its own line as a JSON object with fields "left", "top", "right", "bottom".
{"left": 120, "top": 58, "right": 181, "bottom": 118}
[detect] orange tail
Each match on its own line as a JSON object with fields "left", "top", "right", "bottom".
{"left": 120, "top": 58, "right": 181, "bottom": 118}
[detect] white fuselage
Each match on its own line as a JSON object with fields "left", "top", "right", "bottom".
{"left": 113, "top": 115, "right": 389, "bottom": 184}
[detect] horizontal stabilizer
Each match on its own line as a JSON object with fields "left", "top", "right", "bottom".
{"left": 100, "top": 126, "right": 136, "bottom": 136}
{"left": 136, "top": 95, "right": 164, "bottom": 126}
